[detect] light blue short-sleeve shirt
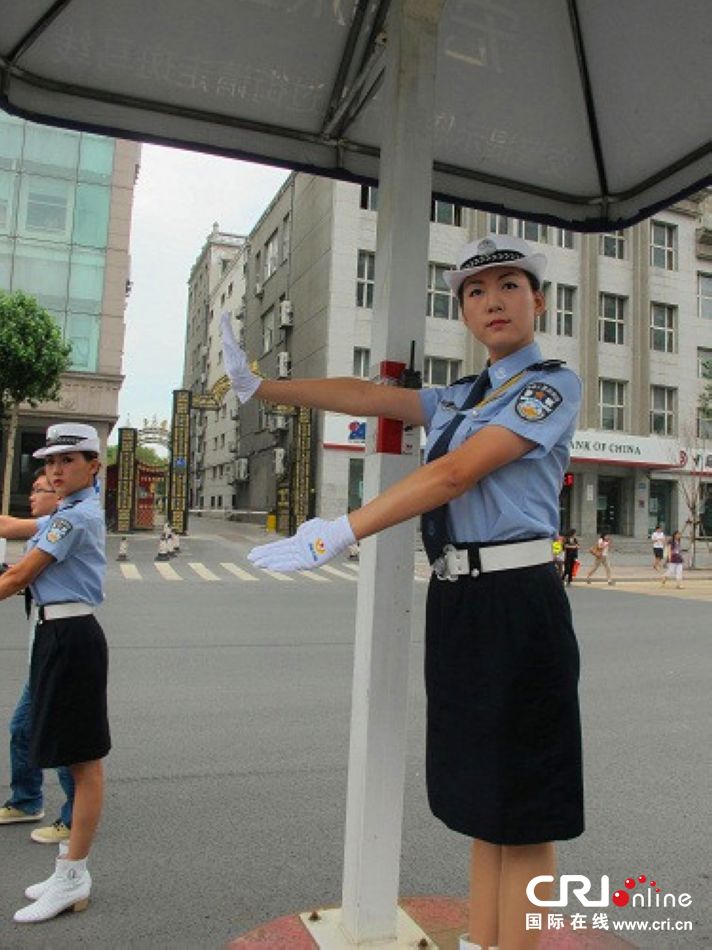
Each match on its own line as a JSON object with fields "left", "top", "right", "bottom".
{"left": 28, "top": 486, "right": 106, "bottom": 606}
{"left": 419, "top": 341, "right": 581, "bottom": 543}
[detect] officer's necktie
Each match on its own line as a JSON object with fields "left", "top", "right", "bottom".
{"left": 421, "top": 368, "right": 491, "bottom": 563}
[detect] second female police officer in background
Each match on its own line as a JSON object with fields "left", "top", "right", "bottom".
{"left": 0, "top": 470, "right": 75, "bottom": 844}
{"left": 0, "top": 423, "right": 109, "bottom": 924}
{"left": 222, "top": 234, "right": 584, "bottom": 949}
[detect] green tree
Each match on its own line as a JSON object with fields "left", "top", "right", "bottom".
{"left": 0, "top": 291, "right": 72, "bottom": 514}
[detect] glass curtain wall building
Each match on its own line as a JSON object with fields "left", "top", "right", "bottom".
{"left": 0, "top": 111, "right": 140, "bottom": 511}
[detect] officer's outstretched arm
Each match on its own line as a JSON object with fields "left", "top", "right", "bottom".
{"left": 248, "top": 425, "right": 533, "bottom": 571}
{"left": 0, "top": 549, "right": 54, "bottom": 601}
{"left": 0, "top": 516, "right": 38, "bottom": 541}
{"left": 221, "top": 311, "right": 424, "bottom": 425}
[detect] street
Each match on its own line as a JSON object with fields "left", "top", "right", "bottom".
{"left": 0, "top": 521, "right": 710, "bottom": 948}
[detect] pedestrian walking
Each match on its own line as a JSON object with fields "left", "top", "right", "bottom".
{"left": 562, "top": 528, "right": 579, "bottom": 586}
{"left": 0, "top": 471, "right": 75, "bottom": 844}
{"left": 223, "top": 233, "right": 584, "bottom": 950}
{"left": 552, "top": 534, "right": 565, "bottom": 578}
{"left": 651, "top": 524, "right": 666, "bottom": 572}
{"left": 0, "top": 423, "right": 110, "bottom": 924}
{"left": 586, "top": 532, "right": 614, "bottom": 585}
{"left": 662, "top": 530, "right": 684, "bottom": 588}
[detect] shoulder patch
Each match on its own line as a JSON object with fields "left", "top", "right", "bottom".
{"left": 45, "top": 517, "right": 73, "bottom": 544}
{"left": 515, "top": 382, "right": 563, "bottom": 422}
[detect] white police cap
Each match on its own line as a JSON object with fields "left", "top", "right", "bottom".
{"left": 445, "top": 234, "right": 547, "bottom": 295}
{"left": 33, "top": 423, "right": 100, "bottom": 458}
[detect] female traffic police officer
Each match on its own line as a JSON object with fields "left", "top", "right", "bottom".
{"left": 222, "top": 234, "right": 584, "bottom": 949}
{"left": 0, "top": 423, "right": 109, "bottom": 924}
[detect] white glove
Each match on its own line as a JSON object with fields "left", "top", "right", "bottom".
{"left": 248, "top": 515, "right": 356, "bottom": 571}
{"left": 220, "top": 312, "right": 262, "bottom": 403}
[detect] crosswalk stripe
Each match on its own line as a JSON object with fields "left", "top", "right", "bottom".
{"left": 263, "top": 569, "right": 295, "bottom": 582}
{"left": 297, "top": 570, "right": 329, "bottom": 582}
{"left": 119, "top": 563, "right": 142, "bottom": 580}
{"left": 154, "top": 562, "right": 182, "bottom": 580}
{"left": 342, "top": 562, "right": 360, "bottom": 573}
{"left": 189, "top": 562, "right": 220, "bottom": 581}
{"left": 319, "top": 565, "right": 358, "bottom": 581}
{"left": 221, "top": 562, "right": 258, "bottom": 581}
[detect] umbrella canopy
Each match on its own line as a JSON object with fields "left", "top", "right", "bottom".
{"left": 1, "top": 0, "right": 710, "bottom": 230}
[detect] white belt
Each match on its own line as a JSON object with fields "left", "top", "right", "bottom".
{"left": 434, "top": 538, "right": 553, "bottom": 580}
{"left": 38, "top": 603, "right": 94, "bottom": 621}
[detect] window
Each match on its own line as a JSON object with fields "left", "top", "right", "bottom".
{"left": 650, "top": 221, "right": 677, "bottom": 269}
{"left": 264, "top": 230, "right": 278, "bottom": 279}
{"left": 555, "top": 285, "right": 575, "bottom": 337}
{"left": 698, "top": 348, "right": 712, "bottom": 379}
{"left": 73, "top": 183, "right": 110, "bottom": 248}
{"left": 599, "top": 379, "right": 626, "bottom": 431}
{"left": 220, "top": 293, "right": 225, "bottom": 306}
{"left": 600, "top": 230, "right": 626, "bottom": 259}
{"left": 599, "top": 293, "right": 626, "bottom": 345}
{"left": 488, "top": 214, "right": 510, "bottom": 235}
{"left": 220, "top": 434, "right": 225, "bottom": 448}
{"left": 698, "top": 273, "right": 712, "bottom": 320}
{"left": 423, "top": 357, "right": 462, "bottom": 387}
{"left": 68, "top": 248, "right": 104, "bottom": 315}
{"left": 254, "top": 251, "right": 261, "bottom": 287}
{"left": 213, "top": 437, "right": 218, "bottom": 451}
{"left": 0, "top": 170, "right": 17, "bottom": 234}
{"left": 356, "top": 250, "right": 375, "bottom": 308}
{"left": 359, "top": 185, "right": 378, "bottom": 211}
{"left": 281, "top": 214, "right": 291, "bottom": 261}
{"left": 21, "top": 175, "right": 72, "bottom": 238}
{"left": 697, "top": 409, "right": 712, "bottom": 440}
{"left": 650, "top": 303, "right": 676, "bottom": 353}
{"left": 554, "top": 228, "right": 574, "bottom": 249}
{"left": 650, "top": 386, "right": 676, "bottom": 435}
{"left": 78, "top": 134, "right": 114, "bottom": 184}
{"left": 64, "top": 313, "right": 100, "bottom": 372}
{"left": 353, "top": 347, "right": 370, "bottom": 378}
{"left": 427, "top": 262, "right": 457, "bottom": 319}
{"left": 431, "top": 200, "right": 462, "bottom": 226}
{"left": 535, "top": 282, "right": 550, "bottom": 333}
{"left": 261, "top": 307, "right": 274, "bottom": 354}
{"left": 516, "top": 219, "right": 547, "bottom": 243}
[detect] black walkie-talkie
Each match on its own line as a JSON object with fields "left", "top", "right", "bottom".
{"left": 400, "top": 340, "right": 422, "bottom": 390}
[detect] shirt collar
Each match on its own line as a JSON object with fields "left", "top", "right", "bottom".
{"left": 486, "top": 341, "right": 542, "bottom": 387}
{"left": 58, "top": 486, "right": 96, "bottom": 509}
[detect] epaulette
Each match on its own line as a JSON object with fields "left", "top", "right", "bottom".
{"left": 526, "top": 359, "right": 566, "bottom": 371}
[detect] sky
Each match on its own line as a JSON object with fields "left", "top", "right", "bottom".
{"left": 114, "top": 143, "right": 289, "bottom": 444}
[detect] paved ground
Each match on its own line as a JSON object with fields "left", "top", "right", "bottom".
{"left": 0, "top": 519, "right": 709, "bottom": 947}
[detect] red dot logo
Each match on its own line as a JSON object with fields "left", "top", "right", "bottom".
{"left": 650, "top": 880, "right": 657, "bottom": 887}
{"left": 638, "top": 874, "right": 647, "bottom": 883}
{"left": 612, "top": 890, "right": 629, "bottom": 907}
{"left": 624, "top": 878, "right": 636, "bottom": 889}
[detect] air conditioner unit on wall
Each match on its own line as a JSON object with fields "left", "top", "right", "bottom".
{"left": 228, "top": 441, "right": 237, "bottom": 454}
{"left": 279, "top": 300, "right": 294, "bottom": 327}
{"left": 235, "top": 458, "right": 249, "bottom": 481}
{"left": 277, "top": 352, "right": 291, "bottom": 378}
{"left": 254, "top": 280, "right": 263, "bottom": 298}
{"left": 267, "top": 413, "right": 288, "bottom": 432}
{"left": 274, "top": 447, "right": 286, "bottom": 476}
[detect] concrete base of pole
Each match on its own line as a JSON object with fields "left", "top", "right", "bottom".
{"left": 228, "top": 896, "right": 635, "bottom": 949}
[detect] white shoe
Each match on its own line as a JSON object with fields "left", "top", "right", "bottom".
{"left": 15, "top": 858, "right": 91, "bottom": 923}
{"left": 24, "top": 842, "right": 71, "bottom": 900}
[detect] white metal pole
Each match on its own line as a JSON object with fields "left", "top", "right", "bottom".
{"left": 339, "top": 0, "right": 443, "bottom": 942}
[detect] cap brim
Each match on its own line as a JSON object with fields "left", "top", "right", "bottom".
{"left": 444, "top": 252, "right": 547, "bottom": 295}
{"left": 33, "top": 440, "right": 100, "bottom": 458}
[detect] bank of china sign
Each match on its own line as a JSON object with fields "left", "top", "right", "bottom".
{"left": 323, "top": 416, "right": 710, "bottom": 474}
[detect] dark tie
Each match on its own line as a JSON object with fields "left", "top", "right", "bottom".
{"left": 421, "top": 369, "right": 491, "bottom": 564}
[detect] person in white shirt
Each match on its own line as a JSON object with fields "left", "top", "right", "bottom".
{"left": 585, "top": 532, "right": 614, "bottom": 585}
{"left": 651, "top": 524, "right": 666, "bottom": 572}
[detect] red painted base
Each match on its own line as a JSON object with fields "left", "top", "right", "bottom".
{"left": 229, "top": 896, "right": 636, "bottom": 949}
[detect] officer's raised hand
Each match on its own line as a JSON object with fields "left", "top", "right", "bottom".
{"left": 248, "top": 516, "right": 355, "bottom": 571}
{"left": 220, "top": 312, "right": 262, "bottom": 403}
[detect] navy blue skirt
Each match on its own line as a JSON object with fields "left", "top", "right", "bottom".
{"left": 425, "top": 561, "right": 584, "bottom": 845}
{"left": 29, "top": 614, "right": 111, "bottom": 769}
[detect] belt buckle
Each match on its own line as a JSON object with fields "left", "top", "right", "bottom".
{"left": 434, "top": 545, "right": 467, "bottom": 582}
